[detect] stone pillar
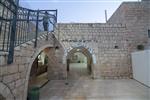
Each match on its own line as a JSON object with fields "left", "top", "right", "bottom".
{"left": 46, "top": 48, "right": 66, "bottom": 80}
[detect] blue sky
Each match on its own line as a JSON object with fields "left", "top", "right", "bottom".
{"left": 19, "top": 0, "right": 140, "bottom": 23}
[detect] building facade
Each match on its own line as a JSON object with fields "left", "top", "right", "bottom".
{"left": 0, "top": 0, "right": 150, "bottom": 100}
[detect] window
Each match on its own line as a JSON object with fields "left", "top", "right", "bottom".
{"left": 148, "top": 30, "right": 150, "bottom": 38}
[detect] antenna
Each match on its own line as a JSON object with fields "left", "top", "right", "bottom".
{"left": 105, "top": 10, "right": 108, "bottom": 23}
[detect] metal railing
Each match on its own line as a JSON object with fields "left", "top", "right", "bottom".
{"left": 16, "top": 7, "right": 57, "bottom": 47}
{"left": 0, "top": 0, "right": 18, "bottom": 52}
{"left": 0, "top": 0, "right": 57, "bottom": 64}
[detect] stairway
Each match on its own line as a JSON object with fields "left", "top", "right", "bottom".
{"left": 0, "top": 32, "right": 55, "bottom": 66}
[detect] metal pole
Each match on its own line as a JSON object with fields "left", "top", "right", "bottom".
{"left": 105, "top": 10, "right": 108, "bottom": 23}
{"left": 34, "top": 10, "right": 39, "bottom": 48}
{"left": 56, "top": 9, "right": 58, "bottom": 23}
{"left": 7, "top": 0, "right": 19, "bottom": 64}
{"left": 65, "top": 59, "right": 70, "bottom": 85}
{"left": 27, "top": 10, "right": 30, "bottom": 40}
{"left": 46, "top": 31, "right": 48, "bottom": 41}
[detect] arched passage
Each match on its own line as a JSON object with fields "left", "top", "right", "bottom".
{"left": 27, "top": 48, "right": 51, "bottom": 99}
{"left": 66, "top": 46, "right": 93, "bottom": 79}
{"left": 28, "top": 49, "right": 49, "bottom": 89}
{"left": 23, "top": 45, "right": 54, "bottom": 100}
{"left": 24, "top": 44, "right": 65, "bottom": 100}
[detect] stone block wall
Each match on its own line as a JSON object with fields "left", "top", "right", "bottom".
{"left": 44, "top": 47, "right": 66, "bottom": 80}
{"left": 0, "top": 1, "right": 150, "bottom": 100}
{"left": 54, "top": 1, "right": 150, "bottom": 79}
{"left": 108, "top": 1, "right": 150, "bottom": 51}
{"left": 0, "top": 33, "right": 65, "bottom": 100}
{"left": 55, "top": 23, "right": 131, "bottom": 79}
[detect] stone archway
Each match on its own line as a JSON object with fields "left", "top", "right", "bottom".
{"left": 23, "top": 45, "right": 54, "bottom": 100}
{"left": 23, "top": 44, "right": 65, "bottom": 100}
{"left": 27, "top": 49, "right": 49, "bottom": 91}
{"left": 66, "top": 46, "right": 94, "bottom": 79}
{"left": 0, "top": 82, "right": 14, "bottom": 100}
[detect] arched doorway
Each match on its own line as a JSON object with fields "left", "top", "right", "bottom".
{"left": 28, "top": 51, "right": 49, "bottom": 88}
{"left": 27, "top": 48, "right": 49, "bottom": 99}
{"left": 24, "top": 45, "right": 65, "bottom": 100}
{"left": 66, "top": 47, "right": 93, "bottom": 79}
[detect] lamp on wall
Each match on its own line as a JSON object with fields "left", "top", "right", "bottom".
{"left": 77, "top": 49, "right": 80, "bottom": 52}
{"left": 55, "top": 46, "right": 59, "bottom": 55}
{"left": 55, "top": 46, "right": 59, "bottom": 50}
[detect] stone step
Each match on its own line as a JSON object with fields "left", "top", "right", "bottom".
{"left": 14, "top": 46, "right": 21, "bottom": 51}
{"left": 20, "top": 43, "right": 27, "bottom": 48}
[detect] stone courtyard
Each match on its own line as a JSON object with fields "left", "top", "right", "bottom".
{"left": 40, "top": 79, "right": 149, "bottom": 100}
{"left": 0, "top": 0, "right": 150, "bottom": 100}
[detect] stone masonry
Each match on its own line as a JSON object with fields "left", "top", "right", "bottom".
{"left": 0, "top": 33, "right": 65, "bottom": 100}
{"left": 0, "top": 0, "right": 150, "bottom": 100}
{"left": 54, "top": 1, "right": 150, "bottom": 79}
{"left": 55, "top": 23, "right": 131, "bottom": 79}
{"left": 108, "top": 1, "right": 150, "bottom": 50}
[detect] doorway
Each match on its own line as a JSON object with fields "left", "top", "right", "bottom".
{"left": 28, "top": 50, "right": 49, "bottom": 94}
{"left": 66, "top": 47, "right": 93, "bottom": 80}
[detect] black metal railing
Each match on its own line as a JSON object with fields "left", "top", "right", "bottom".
{"left": 0, "top": 0, "right": 18, "bottom": 52}
{"left": 0, "top": 0, "right": 57, "bottom": 64}
{"left": 16, "top": 7, "right": 57, "bottom": 47}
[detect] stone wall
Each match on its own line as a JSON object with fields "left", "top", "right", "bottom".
{"left": 108, "top": 1, "right": 150, "bottom": 50}
{"left": 54, "top": 1, "right": 150, "bottom": 79}
{"left": 44, "top": 47, "right": 66, "bottom": 80}
{"left": 55, "top": 23, "right": 132, "bottom": 79}
{"left": 0, "top": 33, "right": 65, "bottom": 100}
{"left": 0, "top": 1, "right": 150, "bottom": 100}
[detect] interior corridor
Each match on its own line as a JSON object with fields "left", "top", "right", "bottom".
{"left": 66, "top": 48, "right": 93, "bottom": 80}
{"left": 40, "top": 79, "right": 149, "bottom": 100}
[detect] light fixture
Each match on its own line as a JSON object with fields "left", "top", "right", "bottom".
{"left": 77, "top": 49, "right": 80, "bottom": 51}
{"left": 55, "top": 46, "right": 59, "bottom": 50}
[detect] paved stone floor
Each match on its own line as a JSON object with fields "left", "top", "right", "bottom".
{"left": 40, "top": 63, "right": 150, "bottom": 100}
{"left": 68, "top": 63, "right": 90, "bottom": 80}
{"left": 40, "top": 79, "right": 150, "bottom": 100}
